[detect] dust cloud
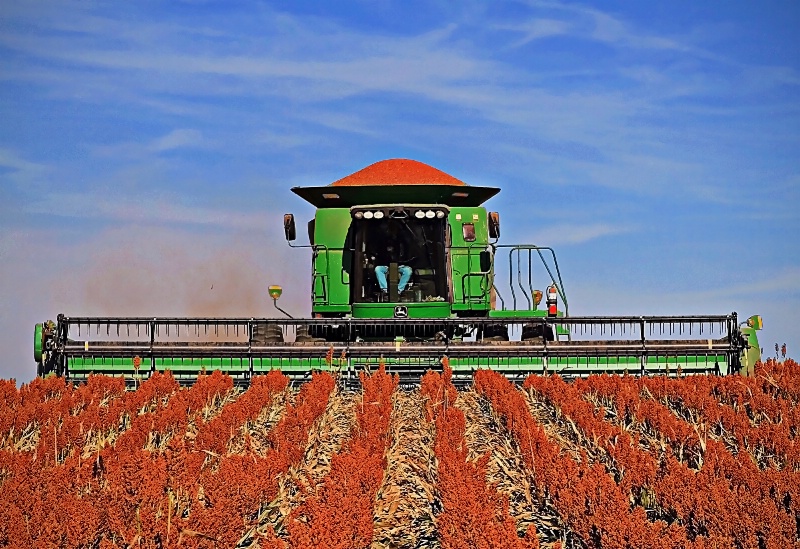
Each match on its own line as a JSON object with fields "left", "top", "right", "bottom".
{"left": 75, "top": 226, "right": 310, "bottom": 318}
{"left": 0, "top": 224, "right": 313, "bottom": 383}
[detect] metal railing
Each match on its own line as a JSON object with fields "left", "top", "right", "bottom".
{"left": 46, "top": 313, "right": 746, "bottom": 383}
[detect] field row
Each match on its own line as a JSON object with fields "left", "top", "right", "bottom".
{"left": 0, "top": 359, "right": 798, "bottom": 548}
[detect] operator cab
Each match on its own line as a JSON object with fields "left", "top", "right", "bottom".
{"left": 349, "top": 206, "right": 449, "bottom": 303}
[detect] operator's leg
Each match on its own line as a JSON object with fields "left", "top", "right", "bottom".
{"left": 398, "top": 265, "right": 412, "bottom": 292}
{"left": 375, "top": 265, "right": 389, "bottom": 291}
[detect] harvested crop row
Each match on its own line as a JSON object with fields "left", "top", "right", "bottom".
{"left": 636, "top": 375, "right": 799, "bottom": 546}
{"left": 458, "top": 390, "right": 564, "bottom": 546}
{"left": 278, "top": 365, "right": 398, "bottom": 548}
{"left": 179, "top": 371, "right": 335, "bottom": 548}
{"left": 643, "top": 374, "right": 800, "bottom": 469}
{"left": 242, "top": 386, "right": 359, "bottom": 546}
{"left": 578, "top": 374, "right": 704, "bottom": 469}
{"left": 371, "top": 390, "right": 438, "bottom": 549}
{"left": 555, "top": 374, "right": 797, "bottom": 547}
{"left": 475, "top": 369, "right": 691, "bottom": 549}
{"left": 422, "top": 363, "right": 538, "bottom": 549}
{"left": 0, "top": 372, "right": 217, "bottom": 547}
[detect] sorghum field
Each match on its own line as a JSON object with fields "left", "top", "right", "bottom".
{"left": 2, "top": 359, "right": 799, "bottom": 548}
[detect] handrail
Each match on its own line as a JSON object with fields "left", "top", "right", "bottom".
{"left": 57, "top": 314, "right": 739, "bottom": 337}
{"left": 290, "top": 243, "right": 351, "bottom": 306}
{"left": 460, "top": 272, "right": 490, "bottom": 304}
{"left": 483, "top": 244, "right": 568, "bottom": 315}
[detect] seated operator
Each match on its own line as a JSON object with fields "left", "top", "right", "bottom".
{"left": 372, "top": 226, "right": 413, "bottom": 296}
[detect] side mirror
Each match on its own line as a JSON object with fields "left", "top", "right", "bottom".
{"left": 479, "top": 250, "right": 492, "bottom": 272}
{"left": 284, "top": 214, "right": 297, "bottom": 241}
{"left": 488, "top": 212, "right": 500, "bottom": 239}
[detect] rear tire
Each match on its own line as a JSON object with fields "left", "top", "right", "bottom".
{"left": 251, "top": 323, "right": 283, "bottom": 344}
{"left": 295, "top": 325, "right": 326, "bottom": 343}
{"left": 522, "top": 323, "right": 554, "bottom": 342}
{"left": 482, "top": 323, "right": 509, "bottom": 341}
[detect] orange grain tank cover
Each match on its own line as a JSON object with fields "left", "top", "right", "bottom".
{"left": 330, "top": 158, "right": 466, "bottom": 187}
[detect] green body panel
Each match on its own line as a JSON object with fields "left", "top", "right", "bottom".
{"left": 488, "top": 310, "right": 569, "bottom": 335}
{"left": 443, "top": 354, "right": 728, "bottom": 374}
{"left": 342, "top": 354, "right": 727, "bottom": 370}
{"left": 65, "top": 352, "right": 727, "bottom": 378}
{"left": 352, "top": 302, "right": 452, "bottom": 318}
{"left": 488, "top": 309, "right": 548, "bottom": 318}
{"left": 67, "top": 356, "right": 336, "bottom": 374}
{"left": 448, "top": 207, "right": 492, "bottom": 313}
{"left": 312, "top": 305, "right": 352, "bottom": 314}
{"left": 308, "top": 204, "right": 497, "bottom": 319}
{"left": 311, "top": 208, "right": 352, "bottom": 312}
{"left": 34, "top": 323, "right": 43, "bottom": 362}
{"left": 740, "top": 326, "right": 762, "bottom": 376}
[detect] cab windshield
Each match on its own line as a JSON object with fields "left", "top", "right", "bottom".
{"left": 349, "top": 215, "right": 448, "bottom": 303}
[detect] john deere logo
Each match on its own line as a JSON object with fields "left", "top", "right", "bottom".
{"left": 394, "top": 306, "right": 408, "bottom": 318}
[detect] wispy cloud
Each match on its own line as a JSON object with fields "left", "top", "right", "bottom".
{"left": 0, "top": 148, "right": 49, "bottom": 185}
{"left": 26, "top": 190, "right": 271, "bottom": 231}
{"left": 91, "top": 129, "right": 206, "bottom": 159}
{"left": 523, "top": 0, "right": 694, "bottom": 53}
{"left": 495, "top": 18, "right": 572, "bottom": 47}
{"left": 0, "top": 0, "right": 795, "bottom": 218}
{"left": 530, "top": 222, "right": 636, "bottom": 245}
{"left": 575, "top": 266, "right": 800, "bottom": 318}
{"left": 151, "top": 129, "right": 204, "bottom": 152}
{"left": 683, "top": 267, "right": 800, "bottom": 300}
{"left": 0, "top": 150, "right": 53, "bottom": 221}
{"left": 2, "top": 2, "right": 794, "bottom": 163}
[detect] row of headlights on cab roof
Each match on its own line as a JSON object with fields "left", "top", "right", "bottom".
{"left": 353, "top": 209, "right": 447, "bottom": 220}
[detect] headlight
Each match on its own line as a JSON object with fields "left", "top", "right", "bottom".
{"left": 354, "top": 211, "right": 364, "bottom": 219}
{"left": 425, "top": 210, "right": 435, "bottom": 218}
{"left": 374, "top": 210, "right": 384, "bottom": 219}
{"left": 363, "top": 211, "right": 374, "bottom": 219}
{"left": 436, "top": 210, "right": 445, "bottom": 218}
{"left": 415, "top": 210, "right": 425, "bottom": 219}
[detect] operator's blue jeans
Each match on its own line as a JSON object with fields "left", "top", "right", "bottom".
{"left": 375, "top": 265, "right": 412, "bottom": 292}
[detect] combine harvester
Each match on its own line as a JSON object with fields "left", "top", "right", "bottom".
{"left": 34, "top": 159, "right": 763, "bottom": 386}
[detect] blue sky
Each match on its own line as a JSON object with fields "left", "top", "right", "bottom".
{"left": 1, "top": 1, "right": 798, "bottom": 382}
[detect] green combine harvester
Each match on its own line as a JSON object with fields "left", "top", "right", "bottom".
{"left": 34, "top": 159, "right": 763, "bottom": 386}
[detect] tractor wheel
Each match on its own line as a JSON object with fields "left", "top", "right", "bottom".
{"left": 522, "top": 323, "right": 554, "bottom": 342}
{"left": 295, "top": 325, "right": 326, "bottom": 343}
{"left": 482, "top": 323, "right": 509, "bottom": 341}
{"left": 251, "top": 323, "right": 283, "bottom": 344}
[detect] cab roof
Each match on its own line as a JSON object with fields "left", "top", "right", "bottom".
{"left": 292, "top": 159, "right": 499, "bottom": 208}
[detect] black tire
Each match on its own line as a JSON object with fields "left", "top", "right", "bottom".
{"left": 483, "top": 323, "right": 509, "bottom": 341}
{"left": 295, "top": 325, "right": 326, "bottom": 343}
{"left": 251, "top": 323, "right": 283, "bottom": 344}
{"left": 521, "top": 323, "right": 554, "bottom": 342}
